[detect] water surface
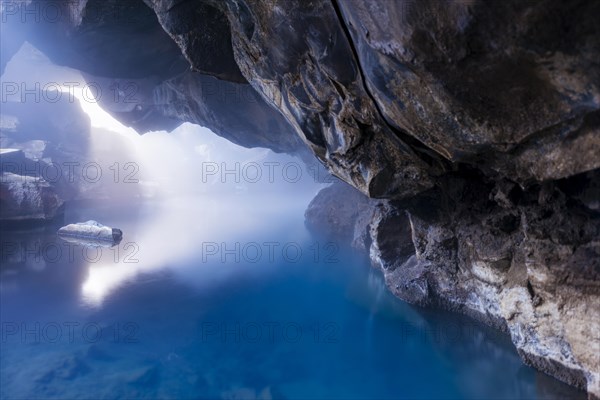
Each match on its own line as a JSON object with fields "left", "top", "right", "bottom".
{"left": 0, "top": 195, "right": 585, "bottom": 399}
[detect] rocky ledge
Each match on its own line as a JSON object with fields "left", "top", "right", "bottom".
{"left": 307, "top": 171, "right": 600, "bottom": 397}
{"left": 2, "top": 0, "right": 599, "bottom": 396}
{"left": 0, "top": 95, "right": 91, "bottom": 225}
{"left": 0, "top": 168, "right": 64, "bottom": 224}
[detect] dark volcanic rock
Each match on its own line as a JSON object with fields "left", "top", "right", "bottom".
{"left": 337, "top": 0, "right": 600, "bottom": 183}
{"left": 142, "top": 0, "right": 246, "bottom": 82}
{"left": 209, "top": 0, "right": 439, "bottom": 198}
{"left": 3, "top": 0, "right": 600, "bottom": 396}
{"left": 0, "top": 0, "right": 304, "bottom": 154}
{"left": 28, "top": 0, "right": 187, "bottom": 80}
{"left": 2, "top": 0, "right": 598, "bottom": 187}
{"left": 305, "top": 179, "right": 377, "bottom": 248}
{"left": 309, "top": 170, "right": 600, "bottom": 396}
{"left": 149, "top": 71, "right": 305, "bottom": 152}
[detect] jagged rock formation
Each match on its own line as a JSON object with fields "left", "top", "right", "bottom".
{"left": 2, "top": 0, "right": 599, "bottom": 396}
{"left": 304, "top": 178, "right": 376, "bottom": 247}
{"left": 307, "top": 175, "right": 600, "bottom": 397}
{"left": 337, "top": 0, "right": 600, "bottom": 183}
{"left": 386, "top": 172, "right": 600, "bottom": 395}
{"left": 0, "top": 0, "right": 303, "bottom": 154}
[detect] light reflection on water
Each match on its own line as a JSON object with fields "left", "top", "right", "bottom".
{"left": 0, "top": 194, "right": 586, "bottom": 399}
{"left": 77, "top": 195, "right": 313, "bottom": 306}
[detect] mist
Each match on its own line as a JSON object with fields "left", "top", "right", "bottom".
{"left": 2, "top": 42, "right": 327, "bottom": 305}
{"left": 2, "top": 2, "right": 596, "bottom": 399}
{"left": 2, "top": 42, "right": 327, "bottom": 202}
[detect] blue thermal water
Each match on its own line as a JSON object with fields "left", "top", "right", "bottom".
{"left": 0, "top": 196, "right": 585, "bottom": 399}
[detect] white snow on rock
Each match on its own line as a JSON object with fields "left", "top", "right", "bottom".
{"left": 57, "top": 220, "right": 123, "bottom": 243}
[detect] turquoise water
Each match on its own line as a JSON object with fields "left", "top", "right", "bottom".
{"left": 0, "top": 195, "right": 585, "bottom": 399}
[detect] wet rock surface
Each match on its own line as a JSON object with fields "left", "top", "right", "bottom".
{"left": 2, "top": 0, "right": 599, "bottom": 395}
{"left": 57, "top": 220, "right": 123, "bottom": 246}
{"left": 307, "top": 171, "right": 600, "bottom": 397}
{"left": 0, "top": 0, "right": 304, "bottom": 154}
{"left": 305, "top": 179, "right": 377, "bottom": 247}
{"left": 0, "top": 97, "right": 92, "bottom": 225}
{"left": 337, "top": 0, "right": 600, "bottom": 182}
{"left": 0, "top": 170, "right": 64, "bottom": 224}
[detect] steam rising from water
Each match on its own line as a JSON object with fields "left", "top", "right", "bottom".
{"left": 3, "top": 42, "right": 325, "bottom": 305}
{"left": 3, "top": 42, "right": 323, "bottom": 200}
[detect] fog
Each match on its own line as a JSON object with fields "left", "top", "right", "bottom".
{"left": 2, "top": 42, "right": 327, "bottom": 201}
{"left": 2, "top": 42, "right": 327, "bottom": 304}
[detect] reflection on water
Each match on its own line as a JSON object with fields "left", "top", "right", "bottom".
{"left": 0, "top": 195, "right": 586, "bottom": 399}
{"left": 75, "top": 194, "right": 314, "bottom": 306}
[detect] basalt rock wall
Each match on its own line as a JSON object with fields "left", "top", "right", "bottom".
{"left": 2, "top": 0, "right": 598, "bottom": 395}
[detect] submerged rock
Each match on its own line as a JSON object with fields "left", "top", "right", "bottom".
{"left": 58, "top": 220, "right": 123, "bottom": 245}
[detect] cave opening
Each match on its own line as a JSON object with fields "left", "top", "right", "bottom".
{"left": 1, "top": 1, "right": 598, "bottom": 399}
